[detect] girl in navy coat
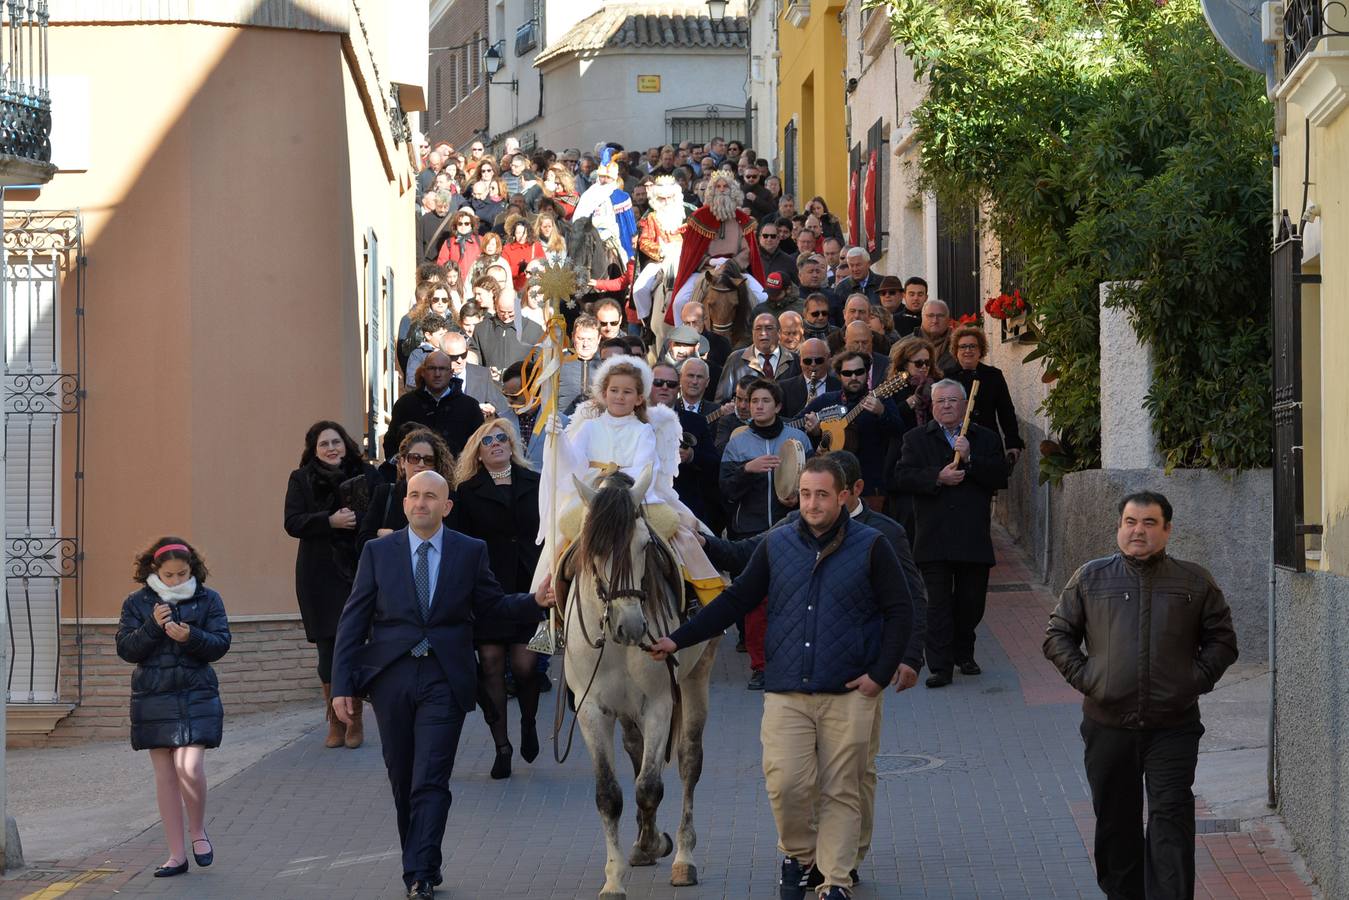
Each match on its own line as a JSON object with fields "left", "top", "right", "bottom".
{"left": 116, "top": 537, "right": 231, "bottom": 878}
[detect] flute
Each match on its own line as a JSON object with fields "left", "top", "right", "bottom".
{"left": 952, "top": 380, "right": 981, "bottom": 465}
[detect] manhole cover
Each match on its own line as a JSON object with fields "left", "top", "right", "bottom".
{"left": 875, "top": 753, "right": 945, "bottom": 777}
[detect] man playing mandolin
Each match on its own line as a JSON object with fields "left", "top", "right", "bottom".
{"left": 802, "top": 351, "right": 906, "bottom": 510}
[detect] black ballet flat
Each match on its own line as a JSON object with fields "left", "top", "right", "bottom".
{"left": 192, "top": 835, "right": 213, "bottom": 867}
{"left": 491, "top": 743, "right": 512, "bottom": 779}
{"left": 154, "top": 860, "right": 188, "bottom": 878}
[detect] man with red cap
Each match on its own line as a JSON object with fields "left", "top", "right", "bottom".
{"left": 752, "top": 271, "right": 805, "bottom": 319}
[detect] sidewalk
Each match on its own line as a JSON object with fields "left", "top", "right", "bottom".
{"left": 0, "top": 527, "right": 1319, "bottom": 899}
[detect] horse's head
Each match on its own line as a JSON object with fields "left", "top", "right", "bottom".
{"left": 573, "top": 466, "right": 656, "bottom": 646}
{"left": 693, "top": 262, "right": 750, "bottom": 343}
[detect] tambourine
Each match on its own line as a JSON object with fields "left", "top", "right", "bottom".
{"left": 774, "top": 438, "right": 805, "bottom": 502}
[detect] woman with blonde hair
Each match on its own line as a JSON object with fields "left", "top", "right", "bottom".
{"left": 535, "top": 212, "right": 568, "bottom": 264}
{"left": 450, "top": 418, "right": 543, "bottom": 779}
{"left": 536, "top": 163, "right": 579, "bottom": 219}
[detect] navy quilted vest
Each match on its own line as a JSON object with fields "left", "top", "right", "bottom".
{"left": 763, "top": 518, "right": 883, "bottom": 693}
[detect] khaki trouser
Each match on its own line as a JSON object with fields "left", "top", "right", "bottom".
{"left": 855, "top": 695, "right": 886, "bottom": 867}
{"left": 762, "top": 689, "right": 878, "bottom": 891}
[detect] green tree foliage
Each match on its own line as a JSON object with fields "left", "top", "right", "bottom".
{"left": 877, "top": 0, "right": 1273, "bottom": 476}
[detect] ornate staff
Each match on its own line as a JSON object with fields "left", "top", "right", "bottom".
{"left": 952, "top": 380, "right": 981, "bottom": 466}
{"left": 521, "top": 261, "right": 589, "bottom": 655}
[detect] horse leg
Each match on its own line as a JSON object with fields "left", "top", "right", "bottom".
{"left": 627, "top": 704, "right": 674, "bottom": 868}
{"left": 577, "top": 703, "right": 628, "bottom": 899}
{"left": 671, "top": 638, "right": 720, "bottom": 887}
{"left": 619, "top": 715, "right": 644, "bottom": 779}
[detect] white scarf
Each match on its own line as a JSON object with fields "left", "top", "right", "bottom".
{"left": 147, "top": 574, "right": 198, "bottom": 605}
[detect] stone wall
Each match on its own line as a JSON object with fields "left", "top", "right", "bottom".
{"left": 10, "top": 617, "right": 321, "bottom": 748}
{"left": 1274, "top": 566, "right": 1349, "bottom": 899}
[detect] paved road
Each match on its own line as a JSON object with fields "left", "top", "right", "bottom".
{"left": 2, "top": 532, "right": 1313, "bottom": 899}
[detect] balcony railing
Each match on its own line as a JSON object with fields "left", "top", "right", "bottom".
{"left": 515, "top": 19, "right": 539, "bottom": 57}
{"left": 1285, "top": 0, "right": 1349, "bottom": 73}
{"left": 0, "top": 0, "right": 51, "bottom": 164}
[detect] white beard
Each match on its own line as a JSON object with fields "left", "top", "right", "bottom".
{"left": 654, "top": 202, "right": 685, "bottom": 235}
{"left": 708, "top": 192, "right": 737, "bottom": 222}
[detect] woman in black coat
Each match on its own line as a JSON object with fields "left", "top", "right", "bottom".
{"left": 356, "top": 427, "right": 456, "bottom": 554}
{"left": 946, "top": 325, "right": 1025, "bottom": 463}
{"left": 116, "top": 537, "right": 230, "bottom": 878}
{"left": 450, "top": 418, "right": 542, "bottom": 780}
{"left": 283, "top": 420, "right": 379, "bottom": 750}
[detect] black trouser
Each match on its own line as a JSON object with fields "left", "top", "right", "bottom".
{"left": 369, "top": 653, "right": 466, "bottom": 889}
{"left": 315, "top": 637, "right": 336, "bottom": 683}
{"left": 1081, "top": 717, "right": 1204, "bottom": 900}
{"left": 919, "top": 560, "right": 991, "bottom": 676}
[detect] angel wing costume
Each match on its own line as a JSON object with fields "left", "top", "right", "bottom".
{"left": 534, "top": 355, "right": 727, "bottom": 604}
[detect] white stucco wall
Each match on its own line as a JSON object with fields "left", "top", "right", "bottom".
{"left": 535, "top": 49, "right": 749, "bottom": 150}
{"left": 843, "top": 1, "right": 930, "bottom": 281}
{"left": 748, "top": 0, "right": 779, "bottom": 167}
{"left": 487, "top": 0, "right": 545, "bottom": 145}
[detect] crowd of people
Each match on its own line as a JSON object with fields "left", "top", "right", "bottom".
{"left": 106, "top": 131, "right": 1238, "bottom": 900}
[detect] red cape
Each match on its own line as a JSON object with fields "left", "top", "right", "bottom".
{"left": 665, "top": 207, "right": 765, "bottom": 324}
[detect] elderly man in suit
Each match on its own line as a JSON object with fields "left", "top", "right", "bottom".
{"left": 714, "top": 312, "right": 801, "bottom": 402}
{"left": 894, "top": 379, "right": 1008, "bottom": 688}
{"left": 331, "top": 471, "right": 555, "bottom": 898}
{"left": 777, "top": 337, "right": 840, "bottom": 418}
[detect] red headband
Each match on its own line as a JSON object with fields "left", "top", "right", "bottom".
{"left": 153, "top": 543, "right": 190, "bottom": 559}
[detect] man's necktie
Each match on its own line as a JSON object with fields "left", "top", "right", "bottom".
{"left": 808, "top": 379, "right": 820, "bottom": 400}
{"left": 761, "top": 353, "right": 774, "bottom": 379}
{"left": 411, "top": 542, "right": 432, "bottom": 657}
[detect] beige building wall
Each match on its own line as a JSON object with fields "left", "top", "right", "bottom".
{"left": 16, "top": 22, "right": 417, "bottom": 622}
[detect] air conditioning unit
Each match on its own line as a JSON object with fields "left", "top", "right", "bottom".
{"left": 785, "top": 0, "right": 810, "bottom": 27}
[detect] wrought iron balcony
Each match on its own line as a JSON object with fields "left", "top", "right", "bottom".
{"left": 515, "top": 19, "right": 539, "bottom": 57}
{"left": 1284, "top": 0, "right": 1349, "bottom": 74}
{"left": 0, "top": 0, "right": 52, "bottom": 169}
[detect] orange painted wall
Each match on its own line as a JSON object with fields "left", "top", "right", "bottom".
{"left": 18, "top": 24, "right": 416, "bottom": 618}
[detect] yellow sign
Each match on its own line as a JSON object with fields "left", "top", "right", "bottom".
{"left": 637, "top": 75, "right": 661, "bottom": 93}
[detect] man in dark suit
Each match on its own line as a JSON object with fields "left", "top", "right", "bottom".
{"left": 832, "top": 247, "right": 883, "bottom": 305}
{"left": 385, "top": 351, "right": 485, "bottom": 458}
{"left": 444, "top": 331, "right": 518, "bottom": 432}
{"left": 713, "top": 312, "right": 801, "bottom": 402}
{"left": 679, "top": 300, "right": 731, "bottom": 380}
{"left": 894, "top": 379, "right": 1008, "bottom": 689}
{"left": 331, "top": 471, "right": 555, "bottom": 898}
{"left": 777, "top": 337, "right": 840, "bottom": 418}
{"left": 803, "top": 351, "right": 905, "bottom": 505}
{"left": 652, "top": 363, "right": 717, "bottom": 525}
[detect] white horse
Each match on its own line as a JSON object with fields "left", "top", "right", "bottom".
{"left": 559, "top": 468, "right": 719, "bottom": 899}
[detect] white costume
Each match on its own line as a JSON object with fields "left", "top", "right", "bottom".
{"left": 534, "top": 356, "right": 726, "bottom": 602}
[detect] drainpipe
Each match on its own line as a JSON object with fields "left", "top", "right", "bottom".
{"left": 0, "top": 186, "right": 8, "bottom": 871}
{"left": 1267, "top": 557, "right": 1276, "bottom": 808}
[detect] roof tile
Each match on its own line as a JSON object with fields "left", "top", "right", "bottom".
{"left": 534, "top": 4, "right": 749, "bottom": 67}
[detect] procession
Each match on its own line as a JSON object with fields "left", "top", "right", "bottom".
{"left": 1, "top": 1, "right": 1327, "bottom": 899}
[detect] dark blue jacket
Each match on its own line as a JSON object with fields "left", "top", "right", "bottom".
{"left": 330, "top": 528, "right": 544, "bottom": 710}
{"left": 670, "top": 515, "right": 912, "bottom": 692}
{"left": 116, "top": 585, "right": 231, "bottom": 751}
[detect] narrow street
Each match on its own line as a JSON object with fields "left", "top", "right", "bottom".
{"left": 1, "top": 531, "right": 1314, "bottom": 899}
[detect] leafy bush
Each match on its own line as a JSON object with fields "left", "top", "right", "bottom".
{"left": 879, "top": 0, "right": 1273, "bottom": 477}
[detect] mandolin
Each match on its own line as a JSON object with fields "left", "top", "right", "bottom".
{"left": 811, "top": 373, "right": 910, "bottom": 451}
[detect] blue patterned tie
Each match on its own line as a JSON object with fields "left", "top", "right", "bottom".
{"left": 411, "top": 541, "right": 432, "bottom": 657}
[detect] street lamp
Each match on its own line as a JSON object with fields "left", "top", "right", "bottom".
{"left": 705, "top": 0, "right": 749, "bottom": 35}
{"left": 482, "top": 44, "right": 518, "bottom": 93}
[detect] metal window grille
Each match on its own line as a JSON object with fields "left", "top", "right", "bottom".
{"left": 1272, "top": 210, "right": 1319, "bottom": 570}
{"left": 2, "top": 210, "right": 85, "bottom": 704}
{"left": 1283, "top": 0, "right": 1348, "bottom": 73}
{"left": 515, "top": 20, "right": 539, "bottom": 56}
{"left": 666, "top": 105, "right": 746, "bottom": 146}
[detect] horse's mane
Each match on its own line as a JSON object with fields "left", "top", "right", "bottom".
{"left": 567, "top": 217, "right": 609, "bottom": 280}
{"left": 577, "top": 473, "right": 639, "bottom": 588}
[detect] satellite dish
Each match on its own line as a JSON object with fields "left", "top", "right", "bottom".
{"left": 1201, "top": 0, "right": 1267, "bottom": 72}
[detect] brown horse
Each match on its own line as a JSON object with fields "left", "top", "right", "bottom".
{"left": 691, "top": 262, "right": 752, "bottom": 348}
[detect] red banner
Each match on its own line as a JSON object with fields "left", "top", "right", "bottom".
{"left": 848, "top": 168, "right": 860, "bottom": 245}
{"left": 864, "top": 149, "right": 879, "bottom": 254}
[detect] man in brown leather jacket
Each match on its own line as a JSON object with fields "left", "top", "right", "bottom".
{"left": 1044, "top": 491, "right": 1238, "bottom": 900}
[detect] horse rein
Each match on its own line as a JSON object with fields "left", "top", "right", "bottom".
{"left": 553, "top": 517, "right": 683, "bottom": 765}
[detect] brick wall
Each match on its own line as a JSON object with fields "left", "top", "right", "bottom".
{"left": 427, "top": 0, "right": 488, "bottom": 149}
{"left": 11, "top": 619, "right": 322, "bottom": 748}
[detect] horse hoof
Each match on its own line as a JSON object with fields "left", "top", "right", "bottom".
{"left": 671, "top": 862, "right": 699, "bottom": 886}
{"left": 599, "top": 892, "right": 627, "bottom": 900}
{"left": 628, "top": 849, "right": 657, "bottom": 867}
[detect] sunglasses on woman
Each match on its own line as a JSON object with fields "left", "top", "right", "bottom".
{"left": 402, "top": 452, "right": 436, "bottom": 466}
{"left": 481, "top": 433, "right": 510, "bottom": 446}
{"left": 909, "top": 359, "right": 930, "bottom": 368}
